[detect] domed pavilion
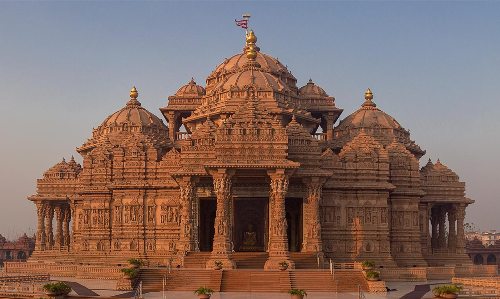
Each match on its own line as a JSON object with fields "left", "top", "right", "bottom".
{"left": 27, "top": 30, "right": 472, "bottom": 269}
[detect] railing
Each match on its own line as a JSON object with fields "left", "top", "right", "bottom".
{"left": 4, "top": 262, "right": 122, "bottom": 279}
{"left": 0, "top": 274, "right": 50, "bottom": 283}
{"left": 332, "top": 262, "right": 362, "bottom": 270}
{"left": 358, "top": 284, "right": 366, "bottom": 299}
{"left": 312, "top": 133, "right": 326, "bottom": 141}
{"left": 175, "top": 132, "right": 191, "bottom": 140}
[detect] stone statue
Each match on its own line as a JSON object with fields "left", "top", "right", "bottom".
{"left": 242, "top": 224, "right": 257, "bottom": 246}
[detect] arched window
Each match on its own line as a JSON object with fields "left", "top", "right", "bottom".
{"left": 487, "top": 254, "right": 497, "bottom": 265}
{"left": 473, "top": 254, "right": 484, "bottom": 265}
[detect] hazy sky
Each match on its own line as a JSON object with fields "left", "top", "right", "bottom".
{"left": 0, "top": 1, "right": 499, "bottom": 239}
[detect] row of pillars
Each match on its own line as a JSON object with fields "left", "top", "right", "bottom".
{"left": 430, "top": 204, "right": 466, "bottom": 253}
{"left": 35, "top": 201, "right": 71, "bottom": 251}
{"left": 175, "top": 169, "right": 324, "bottom": 270}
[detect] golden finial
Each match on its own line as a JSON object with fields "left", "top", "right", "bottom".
{"left": 362, "top": 88, "right": 376, "bottom": 108}
{"left": 130, "top": 86, "right": 138, "bottom": 99}
{"left": 245, "top": 30, "right": 258, "bottom": 61}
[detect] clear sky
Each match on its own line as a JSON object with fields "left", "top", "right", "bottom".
{"left": 0, "top": 1, "right": 499, "bottom": 239}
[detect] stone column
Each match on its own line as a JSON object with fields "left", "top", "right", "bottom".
{"left": 45, "top": 203, "right": 54, "bottom": 250}
{"left": 438, "top": 206, "right": 447, "bottom": 249}
{"left": 448, "top": 206, "right": 457, "bottom": 251}
{"left": 167, "top": 111, "right": 177, "bottom": 143}
{"left": 326, "top": 113, "right": 335, "bottom": 142}
{"left": 35, "top": 201, "right": 46, "bottom": 251}
{"left": 207, "top": 169, "right": 235, "bottom": 269}
{"left": 54, "top": 205, "right": 64, "bottom": 250}
{"left": 302, "top": 177, "right": 326, "bottom": 253}
{"left": 456, "top": 204, "right": 466, "bottom": 254}
{"left": 265, "top": 169, "right": 294, "bottom": 270}
{"left": 176, "top": 176, "right": 199, "bottom": 252}
{"left": 430, "top": 206, "right": 439, "bottom": 251}
{"left": 63, "top": 205, "right": 71, "bottom": 248}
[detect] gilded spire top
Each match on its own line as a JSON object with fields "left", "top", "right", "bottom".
{"left": 362, "top": 88, "right": 377, "bottom": 108}
{"left": 245, "top": 30, "right": 260, "bottom": 62}
{"left": 127, "top": 86, "right": 141, "bottom": 106}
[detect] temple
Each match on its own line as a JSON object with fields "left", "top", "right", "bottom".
{"left": 28, "top": 30, "right": 473, "bottom": 269}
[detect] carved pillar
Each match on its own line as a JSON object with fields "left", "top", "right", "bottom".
{"left": 54, "top": 205, "right": 64, "bottom": 250}
{"left": 430, "top": 206, "right": 439, "bottom": 251}
{"left": 45, "top": 203, "right": 54, "bottom": 250}
{"left": 35, "top": 201, "right": 46, "bottom": 251}
{"left": 302, "top": 177, "right": 326, "bottom": 253}
{"left": 63, "top": 205, "right": 71, "bottom": 248}
{"left": 265, "top": 169, "right": 294, "bottom": 270}
{"left": 176, "top": 176, "right": 199, "bottom": 252}
{"left": 167, "top": 111, "right": 177, "bottom": 143}
{"left": 448, "top": 206, "right": 457, "bottom": 251}
{"left": 438, "top": 206, "right": 446, "bottom": 249}
{"left": 207, "top": 169, "right": 235, "bottom": 269}
{"left": 326, "top": 113, "right": 335, "bottom": 142}
{"left": 456, "top": 204, "right": 466, "bottom": 254}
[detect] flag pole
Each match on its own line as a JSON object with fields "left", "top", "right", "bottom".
{"left": 243, "top": 13, "right": 251, "bottom": 35}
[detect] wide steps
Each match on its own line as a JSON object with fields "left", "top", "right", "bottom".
{"left": 333, "top": 270, "right": 369, "bottom": 292}
{"left": 290, "top": 270, "right": 336, "bottom": 291}
{"left": 139, "top": 269, "right": 221, "bottom": 292}
{"left": 231, "top": 252, "right": 268, "bottom": 269}
{"left": 220, "top": 270, "right": 290, "bottom": 292}
{"left": 184, "top": 252, "right": 211, "bottom": 269}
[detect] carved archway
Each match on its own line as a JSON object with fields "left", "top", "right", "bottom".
{"left": 487, "top": 254, "right": 496, "bottom": 265}
{"left": 473, "top": 254, "right": 484, "bottom": 265}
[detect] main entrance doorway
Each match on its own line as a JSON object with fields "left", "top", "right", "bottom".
{"left": 233, "top": 198, "right": 267, "bottom": 252}
{"left": 199, "top": 199, "right": 216, "bottom": 252}
{"left": 286, "top": 198, "right": 303, "bottom": 252}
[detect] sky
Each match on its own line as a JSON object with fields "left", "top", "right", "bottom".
{"left": 0, "top": 1, "right": 499, "bottom": 239}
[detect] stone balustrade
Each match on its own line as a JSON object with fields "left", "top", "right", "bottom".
{"left": 4, "top": 262, "right": 122, "bottom": 279}
{"left": 379, "top": 264, "right": 498, "bottom": 281}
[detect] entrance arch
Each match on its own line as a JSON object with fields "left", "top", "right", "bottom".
{"left": 473, "top": 254, "right": 484, "bottom": 265}
{"left": 487, "top": 254, "right": 497, "bottom": 265}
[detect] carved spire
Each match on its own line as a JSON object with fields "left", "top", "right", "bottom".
{"left": 362, "top": 88, "right": 376, "bottom": 109}
{"left": 127, "top": 86, "right": 141, "bottom": 106}
{"left": 244, "top": 30, "right": 261, "bottom": 68}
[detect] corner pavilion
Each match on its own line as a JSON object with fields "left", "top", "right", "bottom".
{"left": 28, "top": 30, "right": 473, "bottom": 269}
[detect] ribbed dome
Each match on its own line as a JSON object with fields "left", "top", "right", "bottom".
{"left": 213, "top": 66, "right": 290, "bottom": 93}
{"left": 175, "top": 78, "right": 205, "bottom": 97}
{"left": 299, "top": 79, "right": 328, "bottom": 98}
{"left": 94, "top": 88, "right": 168, "bottom": 139}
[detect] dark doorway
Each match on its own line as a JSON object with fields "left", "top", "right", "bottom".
{"left": 286, "top": 198, "right": 303, "bottom": 252}
{"left": 199, "top": 199, "right": 216, "bottom": 252}
{"left": 234, "top": 198, "right": 267, "bottom": 252}
{"left": 473, "top": 254, "right": 484, "bottom": 265}
{"left": 487, "top": 254, "right": 497, "bottom": 265}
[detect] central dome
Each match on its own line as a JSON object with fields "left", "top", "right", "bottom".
{"left": 205, "top": 30, "right": 297, "bottom": 94}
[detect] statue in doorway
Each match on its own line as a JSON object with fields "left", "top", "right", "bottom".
{"left": 240, "top": 223, "right": 258, "bottom": 251}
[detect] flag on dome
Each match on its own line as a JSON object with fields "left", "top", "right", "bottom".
{"left": 235, "top": 19, "right": 248, "bottom": 29}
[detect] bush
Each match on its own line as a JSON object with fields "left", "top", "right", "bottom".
{"left": 42, "top": 282, "right": 71, "bottom": 294}
{"left": 289, "top": 289, "right": 307, "bottom": 296}
{"left": 194, "top": 287, "right": 214, "bottom": 295}
{"left": 214, "top": 260, "right": 223, "bottom": 268}
{"left": 362, "top": 261, "right": 375, "bottom": 268}
{"left": 121, "top": 268, "right": 138, "bottom": 278}
{"left": 365, "top": 270, "right": 380, "bottom": 279}
{"left": 432, "top": 284, "right": 463, "bottom": 296}
{"left": 127, "top": 258, "right": 144, "bottom": 267}
{"left": 279, "top": 261, "right": 289, "bottom": 268}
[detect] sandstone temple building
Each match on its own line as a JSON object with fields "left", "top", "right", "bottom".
{"left": 28, "top": 30, "right": 473, "bottom": 269}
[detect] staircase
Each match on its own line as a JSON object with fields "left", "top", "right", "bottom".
{"left": 333, "top": 270, "right": 369, "bottom": 292}
{"left": 290, "top": 270, "right": 337, "bottom": 291}
{"left": 183, "top": 252, "right": 211, "bottom": 268}
{"left": 290, "top": 252, "right": 324, "bottom": 269}
{"left": 231, "top": 252, "right": 268, "bottom": 269}
{"left": 138, "top": 268, "right": 221, "bottom": 292}
{"left": 220, "top": 270, "right": 291, "bottom": 292}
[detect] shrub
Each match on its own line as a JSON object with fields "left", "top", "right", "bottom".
{"left": 279, "top": 261, "right": 289, "bottom": 267}
{"left": 365, "top": 270, "right": 380, "bottom": 279}
{"left": 361, "top": 261, "right": 375, "bottom": 268}
{"left": 42, "top": 282, "right": 71, "bottom": 294}
{"left": 214, "top": 260, "right": 223, "bottom": 268}
{"left": 432, "top": 284, "right": 463, "bottom": 296}
{"left": 289, "top": 289, "right": 307, "bottom": 296}
{"left": 194, "top": 287, "right": 214, "bottom": 295}
{"left": 121, "top": 268, "right": 138, "bottom": 278}
{"left": 127, "top": 258, "right": 144, "bottom": 267}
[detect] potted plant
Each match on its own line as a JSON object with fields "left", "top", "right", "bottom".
{"left": 194, "top": 286, "right": 214, "bottom": 299}
{"left": 361, "top": 260, "right": 375, "bottom": 271}
{"left": 278, "top": 261, "right": 289, "bottom": 271}
{"left": 432, "top": 284, "right": 463, "bottom": 299}
{"left": 121, "top": 268, "right": 138, "bottom": 280}
{"left": 365, "top": 270, "right": 380, "bottom": 281}
{"left": 127, "top": 258, "right": 144, "bottom": 269}
{"left": 42, "top": 282, "right": 72, "bottom": 298}
{"left": 214, "top": 260, "right": 223, "bottom": 270}
{"left": 289, "top": 289, "right": 307, "bottom": 299}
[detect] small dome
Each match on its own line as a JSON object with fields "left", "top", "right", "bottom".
{"left": 93, "top": 87, "right": 168, "bottom": 139}
{"left": 175, "top": 78, "right": 205, "bottom": 97}
{"left": 43, "top": 157, "right": 82, "bottom": 179}
{"left": 299, "top": 79, "right": 328, "bottom": 98}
